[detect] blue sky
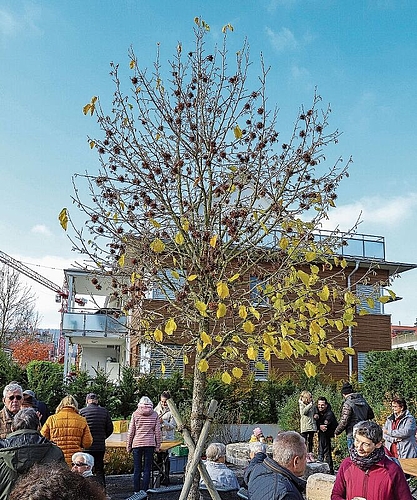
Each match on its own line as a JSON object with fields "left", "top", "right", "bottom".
{"left": 1, "top": 0, "right": 416, "bottom": 328}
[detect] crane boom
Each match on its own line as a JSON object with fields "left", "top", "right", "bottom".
{"left": 0, "top": 249, "right": 63, "bottom": 295}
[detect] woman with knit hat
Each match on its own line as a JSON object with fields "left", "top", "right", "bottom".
{"left": 126, "top": 396, "right": 162, "bottom": 494}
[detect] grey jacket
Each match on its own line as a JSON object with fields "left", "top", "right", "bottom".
{"left": 383, "top": 410, "right": 417, "bottom": 459}
{"left": 334, "top": 393, "right": 374, "bottom": 438}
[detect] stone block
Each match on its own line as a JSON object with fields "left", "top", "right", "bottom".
{"left": 306, "top": 473, "right": 336, "bottom": 500}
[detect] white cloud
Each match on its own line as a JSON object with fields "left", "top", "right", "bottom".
{"left": 320, "top": 194, "right": 417, "bottom": 232}
{"left": 31, "top": 224, "right": 52, "bottom": 237}
{"left": 0, "top": 3, "right": 42, "bottom": 40}
{"left": 0, "top": 9, "right": 18, "bottom": 37}
{"left": 267, "top": 0, "right": 298, "bottom": 13}
{"left": 12, "top": 254, "right": 76, "bottom": 328}
{"left": 265, "top": 26, "right": 298, "bottom": 52}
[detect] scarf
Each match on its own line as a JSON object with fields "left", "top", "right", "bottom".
{"left": 349, "top": 444, "right": 386, "bottom": 471}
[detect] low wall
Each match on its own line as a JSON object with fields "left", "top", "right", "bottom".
{"left": 210, "top": 423, "right": 280, "bottom": 444}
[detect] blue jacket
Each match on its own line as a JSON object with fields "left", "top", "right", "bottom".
{"left": 248, "top": 457, "right": 306, "bottom": 500}
{"left": 383, "top": 410, "right": 417, "bottom": 458}
{"left": 244, "top": 452, "right": 267, "bottom": 487}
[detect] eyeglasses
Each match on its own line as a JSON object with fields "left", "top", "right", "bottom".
{"left": 7, "top": 395, "right": 22, "bottom": 401}
{"left": 72, "top": 462, "right": 88, "bottom": 467}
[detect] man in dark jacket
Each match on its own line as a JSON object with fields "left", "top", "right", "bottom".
{"left": 334, "top": 382, "right": 374, "bottom": 449}
{"left": 0, "top": 408, "right": 65, "bottom": 500}
{"left": 248, "top": 431, "right": 307, "bottom": 500}
{"left": 80, "top": 393, "right": 113, "bottom": 487}
{"left": 243, "top": 441, "right": 267, "bottom": 488}
{"left": 316, "top": 396, "right": 337, "bottom": 474}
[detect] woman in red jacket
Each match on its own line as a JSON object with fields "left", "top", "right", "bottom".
{"left": 126, "top": 396, "right": 161, "bottom": 493}
{"left": 331, "top": 420, "right": 412, "bottom": 500}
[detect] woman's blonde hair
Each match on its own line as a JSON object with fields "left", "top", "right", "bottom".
{"left": 300, "top": 390, "right": 312, "bottom": 404}
{"left": 56, "top": 395, "right": 79, "bottom": 413}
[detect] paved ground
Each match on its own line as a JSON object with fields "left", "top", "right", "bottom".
{"left": 106, "top": 464, "right": 246, "bottom": 500}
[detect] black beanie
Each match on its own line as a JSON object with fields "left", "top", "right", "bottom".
{"left": 341, "top": 382, "right": 353, "bottom": 395}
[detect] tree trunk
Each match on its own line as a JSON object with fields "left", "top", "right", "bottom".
{"left": 187, "top": 353, "right": 208, "bottom": 500}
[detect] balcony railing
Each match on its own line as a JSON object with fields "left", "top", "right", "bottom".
{"left": 62, "top": 309, "right": 127, "bottom": 337}
{"left": 392, "top": 332, "right": 417, "bottom": 347}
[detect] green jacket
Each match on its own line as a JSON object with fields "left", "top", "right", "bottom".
{"left": 0, "top": 429, "right": 65, "bottom": 500}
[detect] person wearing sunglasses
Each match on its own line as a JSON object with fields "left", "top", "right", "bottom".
{"left": 0, "top": 383, "right": 23, "bottom": 439}
{"left": 71, "top": 452, "right": 95, "bottom": 478}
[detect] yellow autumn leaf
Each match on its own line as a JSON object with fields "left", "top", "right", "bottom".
{"left": 175, "top": 232, "right": 185, "bottom": 245}
{"left": 150, "top": 238, "right": 165, "bottom": 253}
{"left": 238, "top": 305, "right": 248, "bottom": 319}
{"left": 222, "top": 372, "right": 232, "bottom": 384}
{"left": 130, "top": 59, "right": 136, "bottom": 69}
{"left": 297, "top": 270, "right": 310, "bottom": 286}
{"left": 318, "top": 285, "right": 330, "bottom": 301}
{"left": 171, "top": 270, "right": 179, "bottom": 279}
{"left": 378, "top": 296, "right": 391, "bottom": 304}
{"left": 222, "top": 23, "right": 234, "bottom": 33}
{"left": 229, "top": 273, "right": 240, "bottom": 282}
{"left": 216, "top": 303, "right": 227, "bottom": 318}
{"left": 150, "top": 219, "right": 161, "bottom": 228}
{"left": 182, "top": 219, "right": 190, "bottom": 231}
{"left": 249, "top": 307, "right": 260, "bottom": 320}
{"left": 319, "top": 347, "right": 328, "bottom": 365}
{"left": 118, "top": 254, "right": 125, "bottom": 267}
{"left": 195, "top": 300, "right": 208, "bottom": 317}
{"left": 217, "top": 281, "right": 230, "bottom": 299}
{"left": 164, "top": 318, "right": 177, "bottom": 335}
{"left": 200, "top": 331, "right": 212, "bottom": 346}
{"left": 187, "top": 274, "right": 198, "bottom": 281}
{"left": 335, "top": 349, "right": 344, "bottom": 362}
{"left": 232, "top": 367, "right": 243, "bottom": 379}
{"left": 281, "top": 339, "right": 293, "bottom": 358}
{"left": 154, "top": 328, "right": 163, "bottom": 342}
{"left": 58, "top": 208, "right": 68, "bottom": 231}
{"left": 247, "top": 346, "right": 257, "bottom": 361}
{"left": 210, "top": 235, "right": 218, "bottom": 248}
{"left": 305, "top": 251, "right": 316, "bottom": 262}
{"left": 344, "top": 347, "right": 355, "bottom": 355}
{"left": 161, "top": 362, "right": 166, "bottom": 374}
{"left": 279, "top": 237, "right": 289, "bottom": 250}
{"left": 335, "top": 320, "right": 344, "bottom": 332}
{"left": 243, "top": 321, "right": 255, "bottom": 334}
{"left": 89, "top": 140, "right": 95, "bottom": 149}
{"left": 198, "top": 359, "right": 209, "bottom": 372}
{"left": 304, "top": 361, "right": 317, "bottom": 378}
{"left": 233, "top": 125, "right": 243, "bottom": 139}
{"left": 183, "top": 354, "right": 189, "bottom": 365}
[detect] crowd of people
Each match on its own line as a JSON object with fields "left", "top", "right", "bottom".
{"left": 1, "top": 379, "right": 417, "bottom": 500}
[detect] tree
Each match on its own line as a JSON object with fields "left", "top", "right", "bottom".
{"left": 0, "top": 264, "right": 40, "bottom": 348}
{"left": 10, "top": 338, "right": 53, "bottom": 366}
{"left": 66, "top": 19, "right": 383, "bottom": 497}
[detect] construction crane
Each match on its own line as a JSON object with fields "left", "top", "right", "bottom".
{"left": 0, "top": 249, "right": 85, "bottom": 307}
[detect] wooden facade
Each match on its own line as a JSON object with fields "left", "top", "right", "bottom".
{"left": 129, "top": 255, "right": 415, "bottom": 382}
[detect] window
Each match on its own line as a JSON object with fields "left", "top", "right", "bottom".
{"left": 356, "top": 284, "right": 382, "bottom": 315}
{"left": 141, "top": 344, "right": 184, "bottom": 378}
{"left": 250, "top": 276, "right": 269, "bottom": 307}
{"left": 357, "top": 351, "right": 368, "bottom": 382}
{"left": 149, "top": 271, "right": 185, "bottom": 300}
{"left": 249, "top": 349, "right": 269, "bottom": 381}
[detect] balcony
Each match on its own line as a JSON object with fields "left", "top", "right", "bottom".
{"left": 392, "top": 332, "right": 417, "bottom": 350}
{"left": 62, "top": 308, "right": 127, "bottom": 345}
